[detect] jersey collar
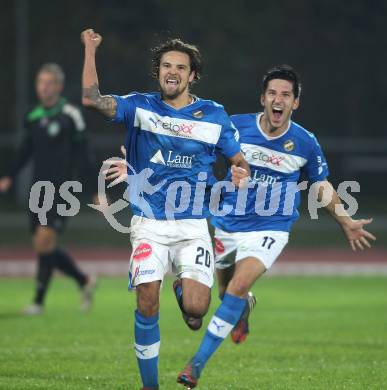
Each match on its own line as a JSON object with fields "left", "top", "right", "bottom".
{"left": 256, "top": 112, "right": 291, "bottom": 141}
{"left": 157, "top": 93, "right": 200, "bottom": 112}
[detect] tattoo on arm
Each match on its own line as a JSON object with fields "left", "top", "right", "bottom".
{"left": 82, "top": 83, "right": 117, "bottom": 118}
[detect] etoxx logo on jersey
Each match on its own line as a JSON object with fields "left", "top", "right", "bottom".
{"left": 149, "top": 117, "right": 195, "bottom": 136}
{"left": 135, "top": 108, "right": 222, "bottom": 145}
{"left": 243, "top": 148, "right": 284, "bottom": 166}
{"left": 241, "top": 143, "right": 307, "bottom": 174}
{"left": 150, "top": 150, "right": 194, "bottom": 169}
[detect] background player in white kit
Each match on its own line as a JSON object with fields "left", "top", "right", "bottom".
{"left": 177, "top": 65, "right": 376, "bottom": 388}
{"left": 80, "top": 29, "right": 249, "bottom": 390}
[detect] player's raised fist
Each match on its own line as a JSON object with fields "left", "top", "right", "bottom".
{"left": 81, "top": 29, "right": 102, "bottom": 49}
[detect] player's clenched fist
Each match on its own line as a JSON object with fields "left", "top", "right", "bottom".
{"left": 81, "top": 29, "right": 102, "bottom": 49}
{"left": 231, "top": 165, "right": 249, "bottom": 188}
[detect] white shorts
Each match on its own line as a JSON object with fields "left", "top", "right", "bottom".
{"left": 214, "top": 228, "right": 289, "bottom": 270}
{"left": 128, "top": 216, "right": 214, "bottom": 289}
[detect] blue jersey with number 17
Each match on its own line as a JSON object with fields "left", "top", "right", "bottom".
{"left": 110, "top": 92, "right": 240, "bottom": 220}
{"left": 211, "top": 113, "right": 329, "bottom": 232}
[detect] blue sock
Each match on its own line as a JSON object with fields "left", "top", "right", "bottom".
{"left": 219, "top": 293, "right": 249, "bottom": 321}
{"left": 175, "top": 282, "right": 183, "bottom": 305}
{"left": 192, "top": 293, "right": 246, "bottom": 373}
{"left": 134, "top": 310, "right": 160, "bottom": 388}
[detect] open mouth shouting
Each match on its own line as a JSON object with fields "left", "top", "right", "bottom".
{"left": 272, "top": 106, "right": 284, "bottom": 123}
{"left": 165, "top": 77, "right": 179, "bottom": 88}
{"left": 163, "top": 76, "right": 183, "bottom": 98}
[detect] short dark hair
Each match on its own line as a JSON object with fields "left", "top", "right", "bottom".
{"left": 151, "top": 38, "right": 203, "bottom": 84}
{"left": 37, "top": 63, "right": 65, "bottom": 84}
{"left": 262, "top": 65, "right": 301, "bottom": 98}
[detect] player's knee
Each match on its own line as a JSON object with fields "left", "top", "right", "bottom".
{"left": 136, "top": 283, "right": 160, "bottom": 317}
{"left": 184, "top": 303, "right": 206, "bottom": 319}
{"left": 182, "top": 280, "right": 210, "bottom": 317}
{"left": 183, "top": 296, "right": 210, "bottom": 318}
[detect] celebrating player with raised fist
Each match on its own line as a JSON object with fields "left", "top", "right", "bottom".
{"left": 81, "top": 28, "right": 249, "bottom": 390}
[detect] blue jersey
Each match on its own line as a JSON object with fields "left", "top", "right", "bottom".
{"left": 211, "top": 113, "right": 329, "bottom": 232}
{"left": 111, "top": 92, "right": 240, "bottom": 220}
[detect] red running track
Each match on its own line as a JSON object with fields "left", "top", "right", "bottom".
{"left": 0, "top": 247, "right": 386, "bottom": 263}
{"left": 0, "top": 247, "right": 386, "bottom": 276}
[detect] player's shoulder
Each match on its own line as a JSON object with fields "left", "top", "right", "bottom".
{"left": 230, "top": 113, "right": 256, "bottom": 127}
{"left": 119, "top": 91, "right": 164, "bottom": 108}
{"left": 289, "top": 120, "right": 320, "bottom": 145}
{"left": 196, "top": 98, "right": 238, "bottom": 128}
{"left": 197, "top": 97, "right": 224, "bottom": 109}
{"left": 130, "top": 91, "right": 158, "bottom": 100}
{"left": 196, "top": 97, "right": 228, "bottom": 116}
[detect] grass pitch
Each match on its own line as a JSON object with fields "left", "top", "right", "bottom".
{"left": 0, "top": 276, "right": 386, "bottom": 389}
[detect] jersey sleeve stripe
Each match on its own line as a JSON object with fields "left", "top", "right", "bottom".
{"left": 63, "top": 104, "right": 86, "bottom": 131}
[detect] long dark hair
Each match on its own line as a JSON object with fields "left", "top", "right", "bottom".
{"left": 151, "top": 38, "right": 203, "bottom": 84}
